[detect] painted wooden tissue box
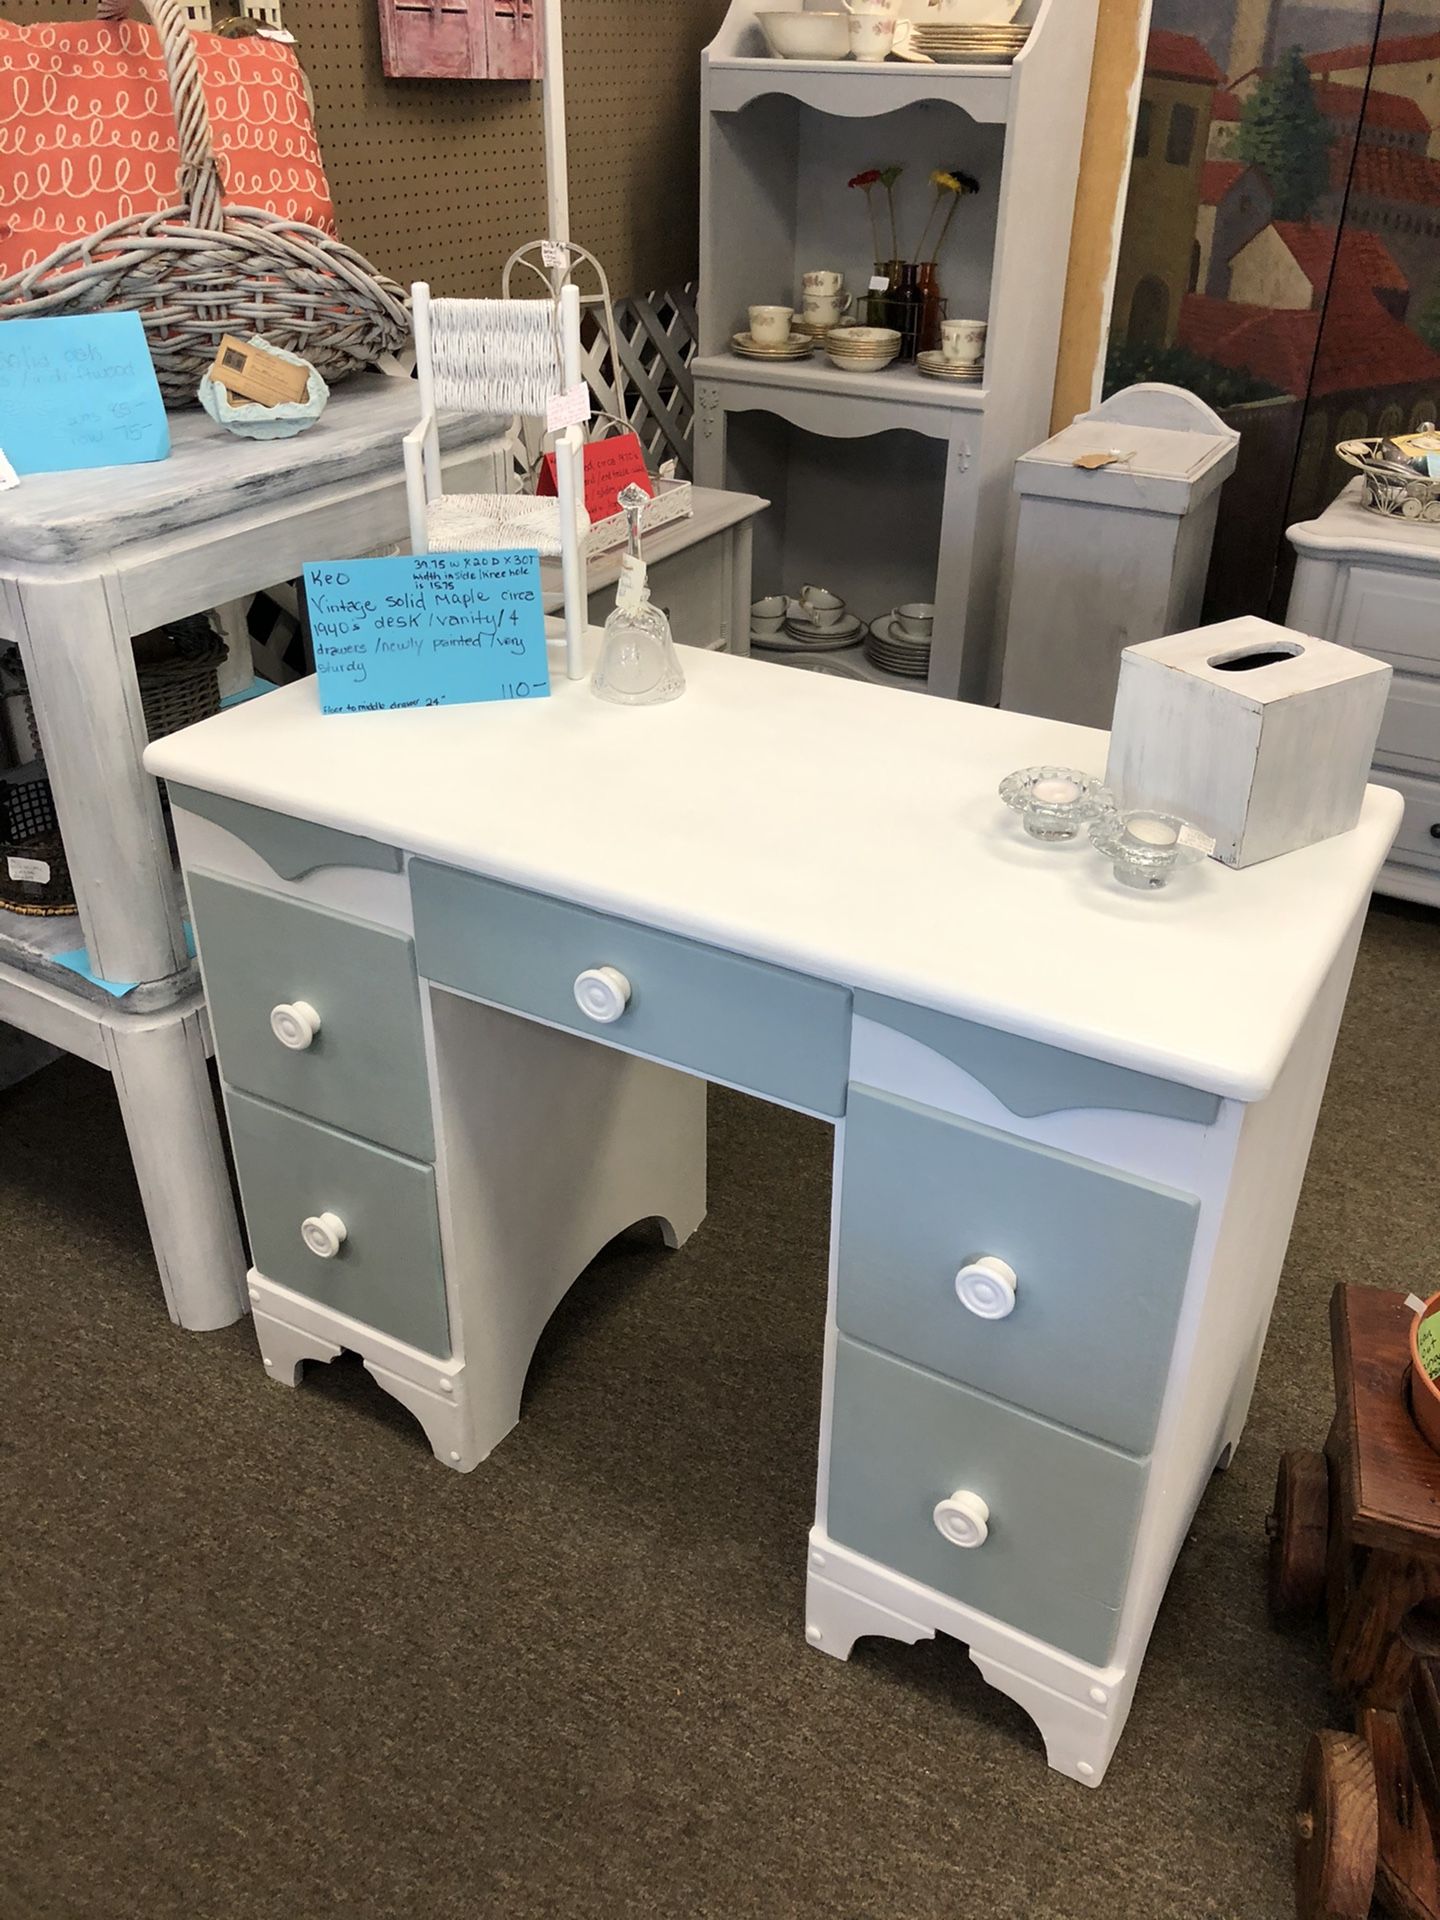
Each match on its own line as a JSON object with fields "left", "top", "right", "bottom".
{"left": 1105, "top": 615, "right": 1391, "bottom": 868}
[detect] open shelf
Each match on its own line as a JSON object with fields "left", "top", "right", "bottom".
{"left": 694, "top": 351, "right": 987, "bottom": 415}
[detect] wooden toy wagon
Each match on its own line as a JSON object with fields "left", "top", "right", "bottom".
{"left": 1267, "top": 1285, "right": 1440, "bottom": 1920}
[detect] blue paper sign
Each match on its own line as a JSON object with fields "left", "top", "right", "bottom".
{"left": 0, "top": 311, "right": 169, "bottom": 476}
{"left": 304, "top": 550, "right": 551, "bottom": 715}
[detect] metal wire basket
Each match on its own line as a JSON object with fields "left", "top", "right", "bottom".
{"left": 0, "top": 0, "right": 412, "bottom": 403}
{"left": 1336, "top": 438, "right": 1440, "bottom": 521}
{"left": 0, "top": 765, "right": 75, "bottom": 916}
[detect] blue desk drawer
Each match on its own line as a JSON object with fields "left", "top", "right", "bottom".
{"left": 189, "top": 871, "right": 434, "bottom": 1161}
{"left": 837, "top": 1088, "right": 1198, "bottom": 1456}
{"left": 827, "top": 1336, "right": 1143, "bottom": 1666}
{"left": 226, "top": 1091, "right": 449, "bottom": 1358}
{"left": 410, "top": 862, "right": 852, "bottom": 1116}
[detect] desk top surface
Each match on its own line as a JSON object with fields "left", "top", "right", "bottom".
{"left": 146, "top": 643, "right": 1401, "bottom": 1102}
{"left": 0, "top": 379, "right": 506, "bottom": 570}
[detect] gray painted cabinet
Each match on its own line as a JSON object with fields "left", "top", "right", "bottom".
{"left": 188, "top": 871, "right": 435, "bottom": 1161}
{"left": 836, "top": 1086, "right": 1200, "bottom": 1456}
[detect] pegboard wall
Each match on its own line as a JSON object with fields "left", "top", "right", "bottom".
{"left": 3, "top": 0, "right": 727, "bottom": 297}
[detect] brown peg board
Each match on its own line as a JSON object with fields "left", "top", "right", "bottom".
{"left": 4, "top": 0, "right": 726, "bottom": 296}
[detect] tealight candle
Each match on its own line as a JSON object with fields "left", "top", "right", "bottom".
{"left": 1031, "top": 776, "right": 1081, "bottom": 806}
{"left": 1127, "top": 817, "right": 1179, "bottom": 849}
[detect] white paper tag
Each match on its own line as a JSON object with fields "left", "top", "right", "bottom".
{"left": 659, "top": 457, "right": 677, "bottom": 481}
{"left": 1407, "top": 1293, "right": 1429, "bottom": 1316}
{"left": 0, "top": 448, "right": 19, "bottom": 491}
{"left": 616, "top": 554, "right": 647, "bottom": 612}
{"left": 541, "top": 239, "right": 568, "bottom": 269}
{"left": 545, "top": 382, "right": 592, "bottom": 432}
{"left": 255, "top": 25, "right": 297, "bottom": 40}
{"left": 868, "top": 274, "right": 891, "bottom": 292}
{"left": 7, "top": 855, "right": 50, "bottom": 884}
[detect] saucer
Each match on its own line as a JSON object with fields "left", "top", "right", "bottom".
{"left": 732, "top": 330, "right": 816, "bottom": 359}
{"left": 783, "top": 610, "right": 865, "bottom": 645}
{"left": 917, "top": 350, "right": 984, "bottom": 381}
{"left": 865, "top": 614, "right": 932, "bottom": 677}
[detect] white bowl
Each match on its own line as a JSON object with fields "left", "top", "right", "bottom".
{"left": 825, "top": 326, "right": 901, "bottom": 350}
{"left": 758, "top": 11, "right": 850, "bottom": 58}
{"left": 827, "top": 348, "right": 899, "bottom": 371}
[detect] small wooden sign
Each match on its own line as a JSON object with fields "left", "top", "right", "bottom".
{"left": 209, "top": 335, "right": 311, "bottom": 408}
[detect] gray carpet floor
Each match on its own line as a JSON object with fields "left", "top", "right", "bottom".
{"left": 3, "top": 896, "right": 1437, "bottom": 1920}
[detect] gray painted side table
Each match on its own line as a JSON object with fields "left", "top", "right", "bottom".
{"left": 1287, "top": 479, "right": 1440, "bottom": 907}
{"left": 0, "top": 376, "right": 507, "bottom": 1329}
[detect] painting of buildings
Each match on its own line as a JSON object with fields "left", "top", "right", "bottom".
{"left": 1107, "top": 0, "right": 1440, "bottom": 615}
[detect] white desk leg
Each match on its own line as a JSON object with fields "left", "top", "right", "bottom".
{"left": 15, "top": 574, "right": 188, "bottom": 987}
{"left": 728, "top": 523, "right": 754, "bottom": 656}
{"left": 102, "top": 1004, "right": 248, "bottom": 1331}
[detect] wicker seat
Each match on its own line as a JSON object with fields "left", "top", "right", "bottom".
{"left": 424, "top": 493, "right": 569, "bottom": 557}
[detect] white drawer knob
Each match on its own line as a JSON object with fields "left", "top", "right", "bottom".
{"left": 933, "top": 1490, "right": 990, "bottom": 1550}
{"left": 300, "top": 1211, "right": 347, "bottom": 1260}
{"left": 271, "top": 1000, "right": 321, "bottom": 1050}
{"left": 574, "top": 965, "right": 631, "bottom": 1024}
{"left": 955, "top": 1256, "right": 1017, "bottom": 1320}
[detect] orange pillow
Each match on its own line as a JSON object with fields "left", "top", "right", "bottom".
{"left": 0, "top": 17, "right": 336, "bottom": 280}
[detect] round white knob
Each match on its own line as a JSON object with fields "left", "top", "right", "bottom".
{"left": 573, "top": 966, "right": 631, "bottom": 1024}
{"left": 270, "top": 1000, "right": 321, "bottom": 1050}
{"left": 300, "top": 1211, "right": 347, "bottom": 1259}
{"left": 933, "top": 1490, "right": 990, "bottom": 1550}
{"left": 955, "top": 1255, "right": 1018, "bottom": 1320}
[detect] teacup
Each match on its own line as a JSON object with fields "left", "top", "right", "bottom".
{"left": 848, "top": 11, "right": 895, "bottom": 58}
{"left": 802, "top": 268, "right": 845, "bottom": 294}
{"left": 798, "top": 584, "right": 846, "bottom": 630}
{"left": 941, "top": 317, "right": 987, "bottom": 365}
{"left": 751, "top": 594, "right": 787, "bottom": 636}
{"left": 749, "top": 304, "right": 794, "bottom": 347}
{"left": 893, "top": 601, "right": 935, "bottom": 640}
{"left": 841, "top": 0, "right": 904, "bottom": 13}
{"left": 802, "top": 290, "right": 854, "bottom": 328}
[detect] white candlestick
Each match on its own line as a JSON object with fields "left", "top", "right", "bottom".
{"left": 1128, "top": 816, "right": 1179, "bottom": 848}
{"left": 1031, "top": 776, "right": 1081, "bottom": 805}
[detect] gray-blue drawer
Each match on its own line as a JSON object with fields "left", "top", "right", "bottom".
{"left": 189, "top": 870, "right": 433, "bottom": 1161}
{"left": 827, "top": 1336, "right": 1144, "bottom": 1666}
{"left": 410, "top": 862, "right": 852, "bottom": 1116}
{"left": 226, "top": 1091, "right": 449, "bottom": 1358}
{"left": 836, "top": 1087, "right": 1198, "bottom": 1455}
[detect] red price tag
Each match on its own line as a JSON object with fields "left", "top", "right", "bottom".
{"left": 538, "top": 430, "right": 653, "bottom": 521}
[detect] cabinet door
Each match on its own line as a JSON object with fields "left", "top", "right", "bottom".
{"left": 836, "top": 1086, "right": 1199, "bottom": 1455}
{"left": 379, "top": 0, "right": 540, "bottom": 79}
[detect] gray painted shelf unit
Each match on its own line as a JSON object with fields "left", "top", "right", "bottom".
{"left": 693, "top": 0, "right": 1099, "bottom": 701}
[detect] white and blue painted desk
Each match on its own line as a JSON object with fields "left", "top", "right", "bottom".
{"left": 145, "top": 642, "right": 1400, "bottom": 1785}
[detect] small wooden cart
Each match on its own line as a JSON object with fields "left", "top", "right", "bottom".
{"left": 1267, "top": 1285, "right": 1440, "bottom": 1920}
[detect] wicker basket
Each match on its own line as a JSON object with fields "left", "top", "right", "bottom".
{"left": 1337, "top": 438, "right": 1440, "bottom": 521}
{"left": 0, "top": 0, "right": 412, "bottom": 404}
{"left": 0, "top": 766, "right": 76, "bottom": 916}
{"left": 15, "top": 616, "right": 225, "bottom": 758}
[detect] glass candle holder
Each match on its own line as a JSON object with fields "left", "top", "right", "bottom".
{"left": 1089, "top": 809, "right": 1208, "bottom": 890}
{"left": 999, "top": 766, "right": 1113, "bottom": 842}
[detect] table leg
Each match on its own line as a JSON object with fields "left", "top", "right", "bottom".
{"left": 15, "top": 574, "right": 188, "bottom": 988}
{"left": 729, "top": 522, "right": 754, "bottom": 656}
{"left": 101, "top": 1004, "right": 248, "bottom": 1331}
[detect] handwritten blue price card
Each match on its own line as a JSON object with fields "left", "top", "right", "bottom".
{"left": 0, "top": 311, "right": 169, "bottom": 476}
{"left": 305, "top": 550, "right": 551, "bottom": 715}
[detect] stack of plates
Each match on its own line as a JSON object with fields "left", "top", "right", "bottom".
{"left": 774, "top": 607, "right": 865, "bottom": 649}
{"left": 825, "top": 326, "right": 901, "bottom": 373}
{"left": 916, "top": 349, "right": 984, "bottom": 383}
{"left": 732, "top": 330, "right": 815, "bottom": 360}
{"left": 865, "top": 615, "right": 931, "bottom": 679}
{"left": 910, "top": 22, "right": 1029, "bottom": 62}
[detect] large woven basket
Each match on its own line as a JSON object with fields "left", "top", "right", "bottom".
{"left": 0, "top": 0, "right": 412, "bottom": 403}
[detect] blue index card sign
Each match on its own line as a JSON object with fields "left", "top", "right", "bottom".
{"left": 0, "top": 311, "right": 169, "bottom": 475}
{"left": 305, "top": 550, "right": 551, "bottom": 715}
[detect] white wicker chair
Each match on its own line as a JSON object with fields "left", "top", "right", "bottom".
{"left": 403, "top": 277, "right": 589, "bottom": 679}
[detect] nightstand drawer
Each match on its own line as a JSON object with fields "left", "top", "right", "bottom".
{"left": 1384, "top": 767, "right": 1440, "bottom": 874}
{"left": 1377, "top": 675, "right": 1440, "bottom": 773}
{"left": 1336, "top": 565, "right": 1440, "bottom": 673}
{"left": 827, "top": 1336, "right": 1142, "bottom": 1667}
{"left": 410, "top": 861, "right": 852, "bottom": 1117}
{"left": 836, "top": 1087, "right": 1198, "bottom": 1455}
{"left": 189, "top": 871, "right": 434, "bottom": 1160}
{"left": 226, "top": 1092, "right": 449, "bottom": 1358}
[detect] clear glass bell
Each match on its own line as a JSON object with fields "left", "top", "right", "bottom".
{"left": 591, "top": 485, "right": 686, "bottom": 706}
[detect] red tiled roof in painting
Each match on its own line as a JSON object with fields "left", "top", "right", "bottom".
{"left": 1179, "top": 294, "right": 1320, "bottom": 396}
{"left": 1313, "top": 81, "right": 1430, "bottom": 134}
{"left": 1200, "top": 160, "right": 1246, "bottom": 205}
{"left": 1340, "top": 142, "right": 1440, "bottom": 204}
{"left": 1310, "top": 287, "right": 1440, "bottom": 396}
{"left": 1308, "top": 32, "right": 1440, "bottom": 76}
{"left": 1146, "top": 30, "right": 1223, "bottom": 87}
{"left": 1211, "top": 88, "right": 1243, "bottom": 123}
{"left": 1269, "top": 222, "right": 1408, "bottom": 296}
